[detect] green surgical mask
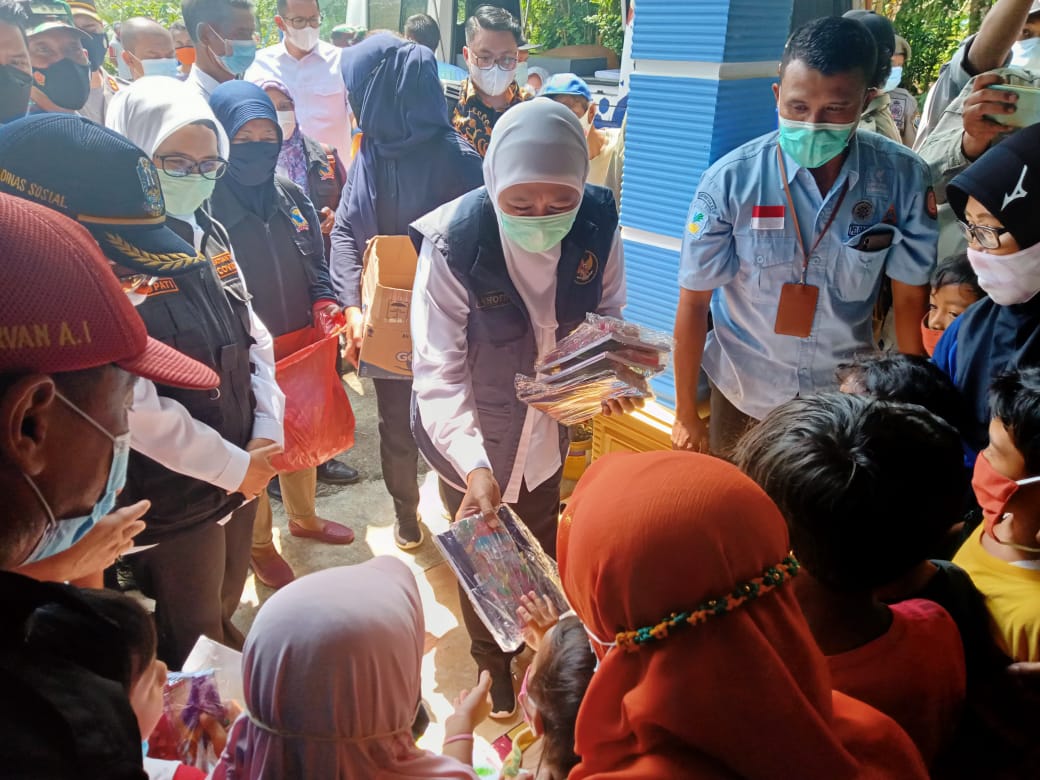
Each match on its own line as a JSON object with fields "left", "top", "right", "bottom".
{"left": 499, "top": 207, "right": 580, "bottom": 253}
{"left": 158, "top": 171, "right": 216, "bottom": 217}
{"left": 777, "top": 116, "right": 856, "bottom": 170}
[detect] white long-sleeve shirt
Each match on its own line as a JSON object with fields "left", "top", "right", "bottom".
{"left": 245, "top": 41, "right": 353, "bottom": 157}
{"left": 129, "top": 222, "right": 285, "bottom": 492}
{"left": 410, "top": 229, "right": 626, "bottom": 502}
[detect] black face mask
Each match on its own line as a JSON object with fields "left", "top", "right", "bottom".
{"left": 33, "top": 58, "right": 91, "bottom": 110}
{"left": 0, "top": 64, "right": 32, "bottom": 123}
{"left": 83, "top": 31, "right": 108, "bottom": 71}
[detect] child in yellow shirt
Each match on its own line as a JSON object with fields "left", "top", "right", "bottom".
{"left": 954, "top": 367, "right": 1040, "bottom": 661}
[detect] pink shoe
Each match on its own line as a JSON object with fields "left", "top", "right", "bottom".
{"left": 288, "top": 517, "right": 355, "bottom": 545}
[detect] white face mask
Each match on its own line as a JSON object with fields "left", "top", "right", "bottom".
{"left": 469, "top": 63, "right": 514, "bottom": 98}
{"left": 1012, "top": 36, "right": 1040, "bottom": 69}
{"left": 967, "top": 242, "right": 1040, "bottom": 305}
{"left": 579, "top": 113, "right": 593, "bottom": 135}
{"left": 276, "top": 109, "right": 296, "bottom": 139}
{"left": 285, "top": 25, "right": 320, "bottom": 53}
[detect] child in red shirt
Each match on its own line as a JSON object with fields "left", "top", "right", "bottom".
{"left": 736, "top": 392, "right": 967, "bottom": 768}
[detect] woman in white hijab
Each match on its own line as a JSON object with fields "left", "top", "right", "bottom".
{"left": 410, "top": 97, "right": 632, "bottom": 717}
{"left": 103, "top": 75, "right": 285, "bottom": 670}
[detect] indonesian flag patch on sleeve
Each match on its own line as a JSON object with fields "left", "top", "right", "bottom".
{"left": 751, "top": 205, "right": 785, "bottom": 230}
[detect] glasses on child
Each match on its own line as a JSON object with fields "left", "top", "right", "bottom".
{"left": 957, "top": 220, "right": 1010, "bottom": 251}
{"left": 155, "top": 155, "right": 229, "bottom": 180}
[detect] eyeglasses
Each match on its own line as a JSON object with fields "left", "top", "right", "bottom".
{"left": 957, "top": 220, "right": 1010, "bottom": 250}
{"left": 284, "top": 13, "right": 323, "bottom": 29}
{"left": 470, "top": 53, "right": 518, "bottom": 71}
{"left": 155, "top": 155, "right": 228, "bottom": 180}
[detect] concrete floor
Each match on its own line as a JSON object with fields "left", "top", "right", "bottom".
{"left": 229, "top": 372, "right": 531, "bottom": 770}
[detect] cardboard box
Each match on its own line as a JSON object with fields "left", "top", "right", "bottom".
{"left": 359, "top": 235, "right": 418, "bottom": 379}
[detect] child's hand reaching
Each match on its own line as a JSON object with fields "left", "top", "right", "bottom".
{"left": 518, "top": 592, "right": 559, "bottom": 652}
{"left": 447, "top": 670, "right": 493, "bottom": 736}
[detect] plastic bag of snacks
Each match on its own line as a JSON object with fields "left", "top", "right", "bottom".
{"left": 434, "top": 506, "right": 569, "bottom": 652}
{"left": 148, "top": 670, "right": 235, "bottom": 771}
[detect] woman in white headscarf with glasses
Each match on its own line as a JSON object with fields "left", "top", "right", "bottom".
{"left": 409, "top": 97, "right": 632, "bottom": 717}
{"left": 104, "top": 76, "right": 285, "bottom": 669}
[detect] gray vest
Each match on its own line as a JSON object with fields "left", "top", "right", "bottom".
{"left": 409, "top": 184, "right": 618, "bottom": 489}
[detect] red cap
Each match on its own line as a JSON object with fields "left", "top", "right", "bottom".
{"left": 0, "top": 194, "right": 219, "bottom": 390}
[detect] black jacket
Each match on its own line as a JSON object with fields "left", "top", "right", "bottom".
{"left": 211, "top": 175, "right": 337, "bottom": 338}
{"left": 120, "top": 213, "right": 256, "bottom": 542}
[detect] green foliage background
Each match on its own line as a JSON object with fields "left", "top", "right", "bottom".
{"left": 876, "top": 0, "right": 996, "bottom": 95}
{"left": 523, "top": 0, "right": 622, "bottom": 52}
{"left": 93, "top": 0, "right": 622, "bottom": 54}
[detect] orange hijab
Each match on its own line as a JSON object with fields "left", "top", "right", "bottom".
{"left": 558, "top": 451, "right": 928, "bottom": 780}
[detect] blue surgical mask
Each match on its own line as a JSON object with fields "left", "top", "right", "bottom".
{"left": 215, "top": 36, "right": 256, "bottom": 77}
{"left": 883, "top": 65, "right": 902, "bottom": 93}
{"left": 20, "top": 391, "right": 131, "bottom": 565}
{"left": 116, "top": 54, "right": 132, "bottom": 81}
{"left": 140, "top": 57, "right": 181, "bottom": 79}
{"left": 1011, "top": 36, "right": 1040, "bottom": 68}
{"left": 777, "top": 116, "right": 857, "bottom": 170}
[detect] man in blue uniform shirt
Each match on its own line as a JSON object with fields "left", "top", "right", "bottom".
{"left": 672, "top": 16, "right": 938, "bottom": 456}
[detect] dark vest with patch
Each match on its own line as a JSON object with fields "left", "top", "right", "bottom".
{"left": 409, "top": 184, "right": 617, "bottom": 489}
{"left": 121, "top": 212, "right": 256, "bottom": 542}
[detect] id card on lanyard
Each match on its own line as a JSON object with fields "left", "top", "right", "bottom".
{"left": 773, "top": 145, "right": 848, "bottom": 338}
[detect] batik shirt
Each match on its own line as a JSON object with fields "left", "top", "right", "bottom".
{"left": 451, "top": 78, "right": 528, "bottom": 157}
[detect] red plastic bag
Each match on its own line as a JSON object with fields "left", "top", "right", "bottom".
{"left": 270, "top": 326, "right": 355, "bottom": 472}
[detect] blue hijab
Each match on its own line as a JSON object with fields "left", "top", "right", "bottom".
{"left": 341, "top": 34, "right": 452, "bottom": 242}
{"left": 209, "top": 80, "right": 283, "bottom": 216}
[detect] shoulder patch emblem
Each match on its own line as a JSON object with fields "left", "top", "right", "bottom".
{"left": 575, "top": 250, "right": 599, "bottom": 285}
{"left": 289, "top": 206, "right": 309, "bottom": 232}
{"left": 212, "top": 251, "right": 239, "bottom": 279}
{"left": 136, "top": 157, "right": 163, "bottom": 218}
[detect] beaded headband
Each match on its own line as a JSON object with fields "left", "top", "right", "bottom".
{"left": 615, "top": 554, "right": 801, "bottom": 652}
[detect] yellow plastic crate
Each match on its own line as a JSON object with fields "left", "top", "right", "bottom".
{"left": 591, "top": 399, "right": 710, "bottom": 460}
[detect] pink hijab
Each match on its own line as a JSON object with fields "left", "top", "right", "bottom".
{"left": 214, "top": 558, "right": 477, "bottom": 779}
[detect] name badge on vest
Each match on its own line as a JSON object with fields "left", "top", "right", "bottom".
{"left": 477, "top": 291, "right": 511, "bottom": 309}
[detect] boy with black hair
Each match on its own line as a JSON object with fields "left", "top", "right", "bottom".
{"left": 922, "top": 253, "right": 985, "bottom": 355}
{"left": 836, "top": 352, "right": 1009, "bottom": 686}
{"left": 735, "top": 392, "right": 967, "bottom": 767}
{"left": 955, "top": 367, "right": 1040, "bottom": 663}
{"left": 837, "top": 352, "right": 970, "bottom": 436}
